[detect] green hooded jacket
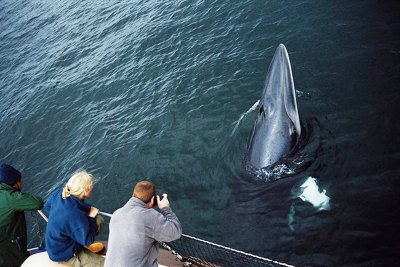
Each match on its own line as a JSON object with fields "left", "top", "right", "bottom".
{"left": 0, "top": 182, "right": 43, "bottom": 266}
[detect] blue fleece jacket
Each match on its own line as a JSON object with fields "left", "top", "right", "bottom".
{"left": 44, "top": 189, "right": 97, "bottom": 262}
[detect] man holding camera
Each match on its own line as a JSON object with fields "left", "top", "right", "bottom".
{"left": 105, "top": 179, "right": 182, "bottom": 267}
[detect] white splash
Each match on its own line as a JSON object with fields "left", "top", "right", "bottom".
{"left": 298, "top": 176, "right": 330, "bottom": 211}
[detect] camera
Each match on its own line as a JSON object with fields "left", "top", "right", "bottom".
{"left": 153, "top": 194, "right": 158, "bottom": 206}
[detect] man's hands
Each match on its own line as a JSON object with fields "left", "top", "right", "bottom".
{"left": 157, "top": 193, "right": 170, "bottom": 209}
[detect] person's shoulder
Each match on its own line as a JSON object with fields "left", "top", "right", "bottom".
{"left": 44, "top": 190, "right": 58, "bottom": 205}
{"left": 148, "top": 207, "right": 165, "bottom": 218}
{"left": 6, "top": 189, "right": 44, "bottom": 211}
{"left": 47, "top": 188, "right": 62, "bottom": 199}
{"left": 108, "top": 207, "right": 123, "bottom": 220}
{"left": 11, "top": 188, "right": 42, "bottom": 200}
{"left": 53, "top": 201, "right": 87, "bottom": 222}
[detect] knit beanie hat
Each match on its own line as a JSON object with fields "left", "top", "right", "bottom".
{"left": 0, "top": 164, "right": 22, "bottom": 186}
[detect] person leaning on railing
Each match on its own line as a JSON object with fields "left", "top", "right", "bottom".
{"left": 44, "top": 171, "right": 104, "bottom": 267}
{"left": 105, "top": 179, "right": 182, "bottom": 267}
{"left": 0, "top": 163, "right": 44, "bottom": 267}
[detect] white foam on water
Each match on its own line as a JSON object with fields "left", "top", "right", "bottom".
{"left": 298, "top": 176, "right": 330, "bottom": 211}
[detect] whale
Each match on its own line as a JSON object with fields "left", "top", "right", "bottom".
{"left": 245, "top": 44, "right": 301, "bottom": 170}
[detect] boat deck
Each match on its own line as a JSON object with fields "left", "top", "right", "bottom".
{"left": 158, "top": 248, "right": 184, "bottom": 267}
{"left": 25, "top": 246, "right": 183, "bottom": 267}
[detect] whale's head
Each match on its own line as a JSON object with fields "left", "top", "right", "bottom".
{"left": 245, "top": 44, "right": 301, "bottom": 169}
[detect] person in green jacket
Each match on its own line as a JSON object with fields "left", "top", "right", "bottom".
{"left": 0, "top": 164, "right": 44, "bottom": 267}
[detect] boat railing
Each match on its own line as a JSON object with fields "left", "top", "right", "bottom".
{"left": 32, "top": 210, "right": 294, "bottom": 267}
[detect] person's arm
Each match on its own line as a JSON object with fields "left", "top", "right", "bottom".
{"left": 70, "top": 212, "right": 98, "bottom": 246}
{"left": 44, "top": 198, "right": 51, "bottom": 213}
{"left": 153, "top": 194, "right": 182, "bottom": 242}
{"left": 44, "top": 190, "right": 59, "bottom": 214}
{"left": 154, "top": 208, "right": 182, "bottom": 242}
{"left": 11, "top": 191, "right": 44, "bottom": 211}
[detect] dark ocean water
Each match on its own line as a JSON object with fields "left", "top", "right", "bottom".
{"left": 1, "top": 0, "right": 400, "bottom": 266}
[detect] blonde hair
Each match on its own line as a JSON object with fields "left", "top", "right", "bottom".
{"left": 62, "top": 171, "right": 94, "bottom": 199}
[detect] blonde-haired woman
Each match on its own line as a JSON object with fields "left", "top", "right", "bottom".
{"left": 44, "top": 171, "right": 104, "bottom": 267}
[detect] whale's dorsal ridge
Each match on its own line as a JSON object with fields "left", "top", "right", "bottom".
{"left": 245, "top": 44, "right": 301, "bottom": 169}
